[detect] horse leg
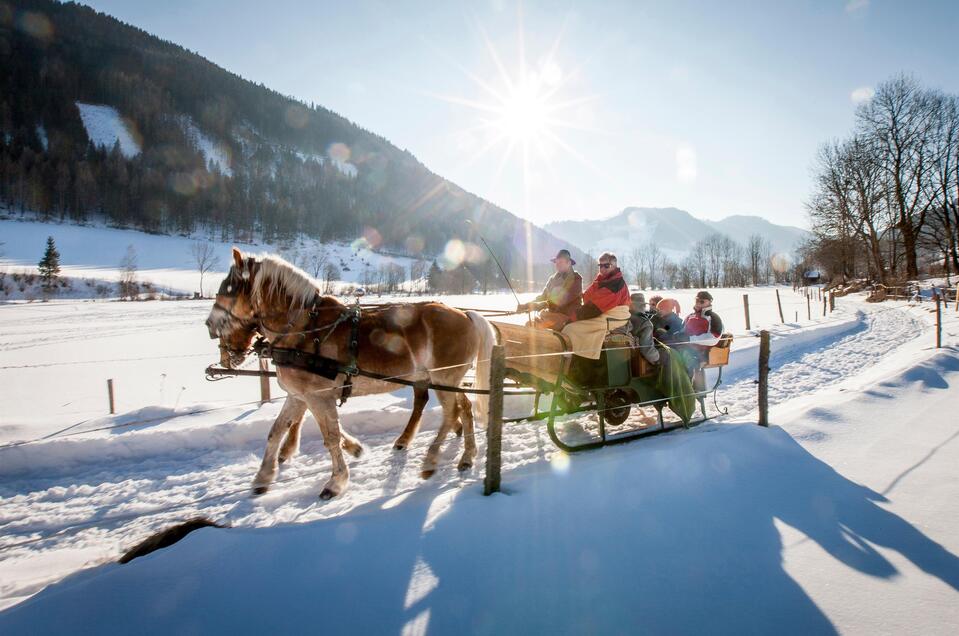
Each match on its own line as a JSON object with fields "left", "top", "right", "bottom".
{"left": 393, "top": 386, "right": 429, "bottom": 451}
{"left": 304, "top": 394, "right": 351, "bottom": 500}
{"left": 252, "top": 396, "right": 305, "bottom": 495}
{"left": 339, "top": 426, "right": 365, "bottom": 458}
{"left": 421, "top": 389, "right": 458, "bottom": 479}
{"left": 455, "top": 393, "right": 476, "bottom": 472}
{"left": 278, "top": 400, "right": 308, "bottom": 464}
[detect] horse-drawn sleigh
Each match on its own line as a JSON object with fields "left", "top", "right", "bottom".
{"left": 206, "top": 249, "right": 732, "bottom": 498}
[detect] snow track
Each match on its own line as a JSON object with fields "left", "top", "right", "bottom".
{"left": 0, "top": 300, "right": 928, "bottom": 609}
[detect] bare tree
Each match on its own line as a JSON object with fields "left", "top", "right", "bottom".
{"left": 322, "top": 262, "right": 340, "bottom": 294}
{"left": 190, "top": 241, "right": 221, "bottom": 297}
{"left": 857, "top": 75, "right": 939, "bottom": 278}
{"left": 119, "top": 244, "right": 138, "bottom": 300}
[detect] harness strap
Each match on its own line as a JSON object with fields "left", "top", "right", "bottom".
{"left": 266, "top": 345, "right": 490, "bottom": 395}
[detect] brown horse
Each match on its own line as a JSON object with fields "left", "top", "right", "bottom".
{"left": 205, "top": 248, "right": 494, "bottom": 499}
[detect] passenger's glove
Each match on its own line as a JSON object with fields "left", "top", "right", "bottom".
{"left": 516, "top": 302, "right": 529, "bottom": 313}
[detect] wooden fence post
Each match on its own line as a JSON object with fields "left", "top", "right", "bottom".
{"left": 775, "top": 288, "right": 785, "bottom": 324}
{"left": 758, "top": 331, "right": 770, "bottom": 427}
{"left": 484, "top": 344, "right": 506, "bottom": 496}
{"left": 829, "top": 292, "right": 835, "bottom": 312}
{"left": 807, "top": 294, "right": 812, "bottom": 321}
{"left": 743, "top": 293, "right": 751, "bottom": 331}
{"left": 936, "top": 295, "right": 942, "bottom": 349}
{"left": 259, "top": 357, "right": 271, "bottom": 404}
{"left": 822, "top": 293, "right": 827, "bottom": 317}
{"left": 107, "top": 378, "right": 115, "bottom": 415}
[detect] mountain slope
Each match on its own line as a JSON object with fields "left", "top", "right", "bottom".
{"left": 0, "top": 0, "right": 583, "bottom": 281}
{"left": 545, "top": 207, "right": 808, "bottom": 260}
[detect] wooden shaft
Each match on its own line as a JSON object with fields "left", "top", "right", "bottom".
{"left": 259, "top": 357, "right": 271, "bottom": 404}
{"left": 107, "top": 378, "right": 115, "bottom": 415}
{"left": 484, "top": 345, "right": 506, "bottom": 496}
{"left": 758, "top": 330, "right": 770, "bottom": 427}
{"left": 775, "top": 288, "right": 785, "bottom": 324}
{"left": 807, "top": 295, "right": 811, "bottom": 321}
{"left": 743, "top": 293, "right": 751, "bottom": 331}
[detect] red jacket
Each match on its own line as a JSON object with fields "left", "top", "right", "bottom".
{"left": 683, "top": 310, "right": 724, "bottom": 337}
{"left": 574, "top": 268, "right": 630, "bottom": 321}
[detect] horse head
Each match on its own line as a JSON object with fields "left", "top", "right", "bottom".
{"left": 206, "top": 247, "right": 260, "bottom": 368}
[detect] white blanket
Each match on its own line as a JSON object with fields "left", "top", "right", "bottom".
{"left": 561, "top": 305, "right": 631, "bottom": 360}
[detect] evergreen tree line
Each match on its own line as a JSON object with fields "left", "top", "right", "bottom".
{"left": 805, "top": 75, "right": 959, "bottom": 285}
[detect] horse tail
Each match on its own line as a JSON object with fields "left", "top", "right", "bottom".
{"left": 465, "top": 310, "right": 497, "bottom": 425}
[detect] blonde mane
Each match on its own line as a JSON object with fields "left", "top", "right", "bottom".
{"left": 249, "top": 253, "right": 326, "bottom": 308}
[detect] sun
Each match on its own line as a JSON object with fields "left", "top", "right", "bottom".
{"left": 498, "top": 81, "right": 550, "bottom": 141}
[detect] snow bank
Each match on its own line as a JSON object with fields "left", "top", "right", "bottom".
{"left": 75, "top": 103, "right": 141, "bottom": 158}
{"left": 3, "top": 402, "right": 957, "bottom": 634}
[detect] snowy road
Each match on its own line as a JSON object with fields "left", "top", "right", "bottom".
{"left": 0, "top": 297, "right": 931, "bottom": 609}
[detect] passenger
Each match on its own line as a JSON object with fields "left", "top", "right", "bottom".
{"left": 647, "top": 295, "right": 663, "bottom": 318}
{"left": 624, "top": 292, "right": 659, "bottom": 365}
{"left": 682, "top": 290, "right": 725, "bottom": 389}
{"left": 683, "top": 290, "right": 724, "bottom": 341}
{"left": 516, "top": 248, "right": 583, "bottom": 331}
{"left": 653, "top": 298, "right": 686, "bottom": 344}
{"left": 561, "top": 252, "right": 631, "bottom": 360}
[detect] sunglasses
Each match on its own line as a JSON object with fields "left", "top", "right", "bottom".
{"left": 598, "top": 262, "right": 612, "bottom": 269}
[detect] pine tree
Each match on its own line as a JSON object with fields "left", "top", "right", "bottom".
{"left": 427, "top": 260, "right": 444, "bottom": 293}
{"left": 38, "top": 236, "right": 61, "bottom": 288}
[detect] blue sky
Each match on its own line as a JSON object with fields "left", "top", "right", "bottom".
{"left": 83, "top": 0, "right": 959, "bottom": 229}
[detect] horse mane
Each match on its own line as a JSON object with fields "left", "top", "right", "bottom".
{"left": 249, "top": 253, "right": 334, "bottom": 308}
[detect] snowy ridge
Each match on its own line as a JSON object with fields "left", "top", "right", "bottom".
{"left": 177, "top": 116, "right": 232, "bottom": 176}
{"left": 75, "top": 103, "right": 140, "bottom": 158}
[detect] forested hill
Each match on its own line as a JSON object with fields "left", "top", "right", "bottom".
{"left": 0, "top": 0, "right": 585, "bottom": 280}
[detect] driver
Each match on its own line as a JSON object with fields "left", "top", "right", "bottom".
{"left": 516, "top": 249, "right": 583, "bottom": 330}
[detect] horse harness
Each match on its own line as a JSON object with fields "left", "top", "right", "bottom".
{"left": 217, "top": 262, "right": 488, "bottom": 401}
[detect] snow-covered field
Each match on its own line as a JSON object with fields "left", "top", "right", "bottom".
{"left": 0, "top": 216, "right": 423, "bottom": 297}
{"left": 1, "top": 221, "right": 957, "bottom": 633}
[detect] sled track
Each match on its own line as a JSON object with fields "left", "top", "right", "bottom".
{"left": 0, "top": 302, "right": 927, "bottom": 608}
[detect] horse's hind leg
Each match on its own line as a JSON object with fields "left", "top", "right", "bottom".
{"left": 278, "top": 402, "right": 308, "bottom": 464}
{"left": 455, "top": 393, "right": 476, "bottom": 472}
{"left": 421, "top": 389, "right": 458, "bottom": 479}
{"left": 252, "top": 396, "right": 306, "bottom": 495}
{"left": 393, "top": 386, "right": 429, "bottom": 451}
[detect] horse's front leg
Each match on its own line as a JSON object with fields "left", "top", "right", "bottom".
{"left": 278, "top": 400, "right": 308, "bottom": 464}
{"left": 304, "top": 393, "right": 351, "bottom": 499}
{"left": 252, "top": 396, "right": 306, "bottom": 495}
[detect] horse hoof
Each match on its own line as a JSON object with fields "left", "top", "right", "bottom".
{"left": 278, "top": 457, "right": 288, "bottom": 465}
{"left": 349, "top": 445, "right": 365, "bottom": 459}
{"left": 319, "top": 488, "right": 337, "bottom": 500}
{"left": 457, "top": 461, "right": 473, "bottom": 472}
{"left": 420, "top": 469, "right": 435, "bottom": 480}
{"left": 393, "top": 443, "right": 407, "bottom": 451}
{"left": 252, "top": 485, "right": 269, "bottom": 496}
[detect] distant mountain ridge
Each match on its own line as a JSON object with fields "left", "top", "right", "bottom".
{"left": 544, "top": 207, "right": 808, "bottom": 260}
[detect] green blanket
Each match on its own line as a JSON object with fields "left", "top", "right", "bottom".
{"left": 655, "top": 346, "right": 696, "bottom": 424}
